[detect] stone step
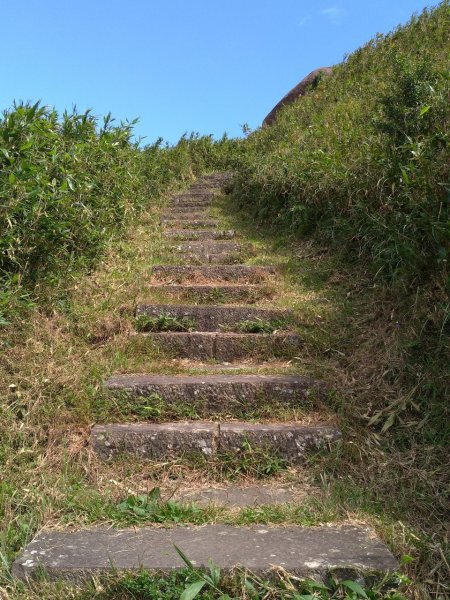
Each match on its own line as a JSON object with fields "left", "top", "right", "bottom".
{"left": 174, "top": 240, "right": 250, "bottom": 252}
{"left": 162, "top": 212, "right": 212, "bottom": 223}
{"left": 136, "top": 331, "right": 302, "bottom": 360}
{"left": 147, "top": 283, "right": 273, "bottom": 303}
{"left": 91, "top": 421, "right": 340, "bottom": 462}
{"left": 13, "top": 524, "right": 397, "bottom": 581}
{"left": 151, "top": 264, "right": 277, "bottom": 284}
{"left": 164, "top": 229, "right": 236, "bottom": 241}
{"left": 104, "top": 374, "right": 326, "bottom": 414}
{"left": 195, "top": 171, "right": 233, "bottom": 186}
{"left": 170, "top": 194, "right": 214, "bottom": 201}
{"left": 161, "top": 218, "right": 220, "bottom": 228}
{"left": 172, "top": 191, "right": 215, "bottom": 198}
{"left": 163, "top": 205, "right": 212, "bottom": 214}
{"left": 175, "top": 250, "right": 246, "bottom": 265}
{"left": 168, "top": 200, "right": 214, "bottom": 209}
{"left": 173, "top": 242, "right": 254, "bottom": 265}
{"left": 135, "top": 304, "right": 292, "bottom": 332}
{"left": 179, "top": 185, "right": 218, "bottom": 192}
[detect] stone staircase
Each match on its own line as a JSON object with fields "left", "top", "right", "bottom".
{"left": 13, "top": 172, "right": 397, "bottom": 583}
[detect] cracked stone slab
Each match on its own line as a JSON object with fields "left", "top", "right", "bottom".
{"left": 161, "top": 218, "right": 220, "bottom": 228}
{"left": 164, "top": 229, "right": 236, "bottom": 241}
{"left": 104, "top": 374, "right": 327, "bottom": 413}
{"left": 12, "top": 524, "right": 398, "bottom": 581}
{"left": 219, "top": 423, "right": 341, "bottom": 463}
{"left": 175, "top": 250, "right": 247, "bottom": 265}
{"left": 147, "top": 284, "right": 272, "bottom": 303}
{"left": 139, "top": 331, "right": 302, "bottom": 360}
{"left": 150, "top": 265, "right": 277, "bottom": 284}
{"left": 135, "top": 304, "right": 292, "bottom": 332}
{"left": 91, "top": 421, "right": 219, "bottom": 460}
{"left": 90, "top": 421, "right": 339, "bottom": 462}
{"left": 169, "top": 199, "right": 214, "bottom": 207}
{"left": 161, "top": 208, "right": 210, "bottom": 223}
{"left": 173, "top": 241, "right": 251, "bottom": 255}
{"left": 171, "top": 192, "right": 216, "bottom": 200}
{"left": 163, "top": 205, "right": 212, "bottom": 214}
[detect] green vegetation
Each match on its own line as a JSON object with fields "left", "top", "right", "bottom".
{"left": 134, "top": 313, "right": 197, "bottom": 332}
{"left": 10, "top": 567, "right": 405, "bottom": 600}
{"left": 225, "top": 8, "right": 449, "bottom": 597}
{"left": 218, "top": 439, "right": 289, "bottom": 479}
{"left": 235, "top": 3, "right": 449, "bottom": 289}
{"left": 0, "top": 3, "right": 448, "bottom": 600}
{"left": 0, "top": 103, "right": 238, "bottom": 322}
{"left": 116, "top": 488, "right": 206, "bottom": 524}
{"left": 233, "top": 318, "right": 290, "bottom": 333}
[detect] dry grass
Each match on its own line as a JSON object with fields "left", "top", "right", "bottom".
{"left": 0, "top": 183, "right": 448, "bottom": 599}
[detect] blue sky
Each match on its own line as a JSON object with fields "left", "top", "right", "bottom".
{"left": 1, "top": 1, "right": 439, "bottom": 144}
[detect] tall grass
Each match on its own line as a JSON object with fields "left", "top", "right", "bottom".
{"left": 233, "top": 0, "right": 449, "bottom": 445}
{"left": 0, "top": 103, "right": 241, "bottom": 321}
{"left": 231, "top": 6, "right": 449, "bottom": 595}
{"left": 235, "top": 2, "right": 449, "bottom": 290}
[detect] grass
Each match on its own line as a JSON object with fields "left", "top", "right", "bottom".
{"left": 235, "top": 3, "right": 449, "bottom": 290}
{"left": 232, "top": 318, "right": 291, "bottom": 334}
{"left": 0, "top": 171, "right": 446, "bottom": 597}
{"left": 134, "top": 313, "right": 197, "bottom": 332}
{"left": 5, "top": 568, "right": 408, "bottom": 599}
{"left": 214, "top": 189, "right": 449, "bottom": 599}
{"left": 1, "top": 4, "right": 448, "bottom": 598}
{"left": 216, "top": 441, "right": 289, "bottom": 480}
{"left": 0, "top": 180, "right": 434, "bottom": 598}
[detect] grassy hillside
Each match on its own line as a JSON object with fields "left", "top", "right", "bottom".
{"left": 230, "top": 2, "right": 449, "bottom": 597}
{"left": 236, "top": 3, "right": 448, "bottom": 289}
{"left": 0, "top": 3, "right": 448, "bottom": 599}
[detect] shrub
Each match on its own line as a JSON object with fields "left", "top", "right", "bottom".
{"left": 0, "top": 102, "right": 241, "bottom": 320}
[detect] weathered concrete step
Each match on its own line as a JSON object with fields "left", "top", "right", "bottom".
{"left": 169, "top": 198, "right": 215, "bottom": 206}
{"left": 147, "top": 284, "right": 273, "bottom": 303}
{"left": 168, "top": 200, "right": 214, "bottom": 209}
{"left": 175, "top": 250, "right": 246, "bottom": 265}
{"left": 164, "top": 229, "right": 236, "bottom": 241}
{"left": 104, "top": 374, "right": 326, "bottom": 412}
{"left": 163, "top": 205, "right": 212, "bottom": 214}
{"left": 135, "top": 304, "right": 292, "bottom": 331}
{"left": 180, "top": 187, "right": 217, "bottom": 194}
{"left": 91, "top": 421, "right": 340, "bottom": 461}
{"left": 161, "top": 218, "right": 220, "bottom": 228}
{"left": 151, "top": 265, "right": 277, "bottom": 284}
{"left": 139, "top": 331, "right": 302, "bottom": 360}
{"left": 171, "top": 243, "right": 254, "bottom": 265}
{"left": 13, "top": 524, "right": 397, "bottom": 581}
{"left": 162, "top": 213, "right": 212, "bottom": 224}
{"left": 174, "top": 240, "right": 250, "bottom": 252}
{"left": 172, "top": 191, "right": 215, "bottom": 198}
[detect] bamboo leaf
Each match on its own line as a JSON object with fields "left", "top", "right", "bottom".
{"left": 180, "top": 580, "right": 206, "bottom": 600}
{"left": 341, "top": 580, "right": 369, "bottom": 598}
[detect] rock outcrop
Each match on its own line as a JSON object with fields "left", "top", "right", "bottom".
{"left": 263, "top": 66, "right": 333, "bottom": 126}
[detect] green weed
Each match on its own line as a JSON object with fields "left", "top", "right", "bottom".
{"left": 116, "top": 488, "right": 204, "bottom": 524}
{"left": 218, "top": 440, "right": 288, "bottom": 479}
{"left": 233, "top": 318, "right": 290, "bottom": 334}
{"left": 134, "top": 313, "right": 197, "bottom": 332}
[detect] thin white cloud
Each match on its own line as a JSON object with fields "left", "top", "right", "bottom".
{"left": 320, "top": 6, "right": 345, "bottom": 24}
{"left": 299, "top": 15, "right": 312, "bottom": 27}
